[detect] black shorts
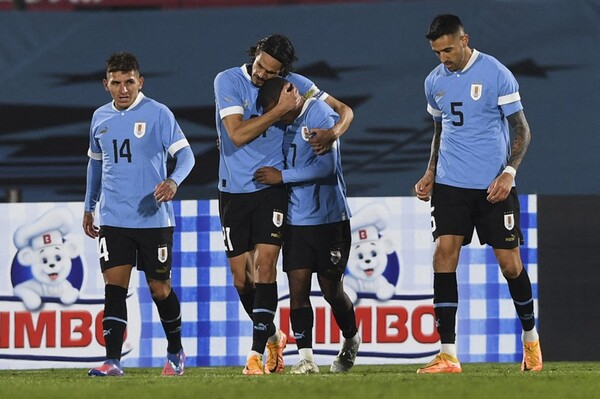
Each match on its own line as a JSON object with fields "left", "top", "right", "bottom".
{"left": 430, "top": 183, "right": 523, "bottom": 249}
{"left": 219, "top": 186, "right": 288, "bottom": 258}
{"left": 283, "top": 220, "right": 351, "bottom": 281}
{"left": 98, "top": 226, "right": 174, "bottom": 280}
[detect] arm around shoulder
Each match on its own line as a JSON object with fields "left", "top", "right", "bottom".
{"left": 324, "top": 95, "right": 353, "bottom": 138}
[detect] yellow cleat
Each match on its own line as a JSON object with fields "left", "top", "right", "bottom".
{"left": 417, "top": 352, "right": 462, "bottom": 374}
{"left": 266, "top": 330, "right": 287, "bottom": 373}
{"left": 521, "top": 340, "right": 543, "bottom": 371}
{"left": 243, "top": 355, "right": 269, "bottom": 375}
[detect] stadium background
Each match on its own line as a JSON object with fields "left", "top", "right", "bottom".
{"left": 0, "top": 0, "right": 597, "bottom": 364}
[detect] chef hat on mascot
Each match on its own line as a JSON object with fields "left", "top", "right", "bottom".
{"left": 13, "top": 207, "right": 73, "bottom": 252}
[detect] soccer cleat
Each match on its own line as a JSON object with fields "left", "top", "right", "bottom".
{"left": 417, "top": 352, "right": 462, "bottom": 374}
{"left": 243, "top": 354, "right": 269, "bottom": 375}
{"left": 88, "top": 359, "right": 124, "bottom": 377}
{"left": 290, "top": 359, "right": 320, "bottom": 374}
{"left": 521, "top": 340, "right": 543, "bottom": 371}
{"left": 266, "top": 330, "right": 287, "bottom": 373}
{"left": 162, "top": 349, "right": 186, "bottom": 376}
{"left": 330, "top": 335, "right": 361, "bottom": 373}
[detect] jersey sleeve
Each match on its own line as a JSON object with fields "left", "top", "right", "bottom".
{"left": 282, "top": 144, "right": 337, "bottom": 183}
{"left": 157, "top": 106, "right": 193, "bottom": 185}
{"left": 497, "top": 64, "right": 523, "bottom": 117}
{"left": 84, "top": 158, "right": 102, "bottom": 212}
{"left": 158, "top": 106, "right": 190, "bottom": 156}
{"left": 169, "top": 146, "right": 195, "bottom": 186}
{"left": 424, "top": 72, "right": 442, "bottom": 122}
{"left": 288, "top": 73, "right": 329, "bottom": 102}
{"left": 87, "top": 112, "right": 102, "bottom": 160}
{"left": 214, "top": 70, "right": 245, "bottom": 119}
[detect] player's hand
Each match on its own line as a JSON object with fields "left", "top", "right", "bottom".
{"left": 254, "top": 166, "right": 283, "bottom": 185}
{"left": 82, "top": 211, "right": 99, "bottom": 239}
{"left": 154, "top": 178, "right": 178, "bottom": 203}
{"left": 308, "top": 128, "right": 336, "bottom": 155}
{"left": 415, "top": 170, "right": 435, "bottom": 202}
{"left": 487, "top": 173, "right": 513, "bottom": 203}
{"left": 275, "top": 83, "right": 301, "bottom": 115}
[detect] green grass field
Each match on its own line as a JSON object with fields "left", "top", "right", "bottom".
{"left": 2, "top": 363, "right": 600, "bottom": 399}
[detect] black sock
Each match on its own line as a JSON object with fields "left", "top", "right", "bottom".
{"left": 239, "top": 287, "right": 276, "bottom": 337}
{"left": 290, "top": 307, "right": 313, "bottom": 349}
{"left": 506, "top": 268, "right": 536, "bottom": 331}
{"left": 330, "top": 301, "right": 358, "bottom": 339}
{"left": 238, "top": 287, "right": 256, "bottom": 321}
{"left": 251, "top": 282, "right": 278, "bottom": 354}
{"left": 103, "top": 284, "right": 128, "bottom": 360}
{"left": 433, "top": 272, "right": 458, "bottom": 344}
{"left": 153, "top": 289, "right": 183, "bottom": 354}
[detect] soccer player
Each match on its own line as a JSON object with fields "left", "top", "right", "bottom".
{"left": 83, "top": 52, "right": 194, "bottom": 377}
{"left": 414, "top": 15, "right": 541, "bottom": 373}
{"left": 214, "top": 34, "right": 353, "bottom": 375}
{"left": 254, "top": 77, "right": 360, "bottom": 374}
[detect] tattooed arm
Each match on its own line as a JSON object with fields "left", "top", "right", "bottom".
{"left": 506, "top": 110, "right": 532, "bottom": 170}
{"left": 414, "top": 120, "right": 442, "bottom": 202}
{"left": 486, "top": 110, "right": 532, "bottom": 203}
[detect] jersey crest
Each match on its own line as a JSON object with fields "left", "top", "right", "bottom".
{"left": 134, "top": 122, "right": 146, "bottom": 138}
{"left": 504, "top": 212, "right": 515, "bottom": 230}
{"left": 301, "top": 126, "right": 315, "bottom": 141}
{"left": 158, "top": 245, "right": 168, "bottom": 263}
{"left": 470, "top": 84, "right": 483, "bottom": 101}
{"left": 272, "top": 211, "right": 284, "bottom": 228}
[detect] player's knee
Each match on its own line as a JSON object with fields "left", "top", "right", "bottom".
{"left": 233, "top": 280, "right": 248, "bottom": 293}
{"left": 148, "top": 281, "right": 171, "bottom": 301}
{"left": 500, "top": 263, "right": 522, "bottom": 279}
{"left": 322, "top": 288, "right": 344, "bottom": 306}
{"left": 290, "top": 296, "right": 311, "bottom": 309}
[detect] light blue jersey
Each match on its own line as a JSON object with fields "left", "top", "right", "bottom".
{"left": 214, "top": 64, "right": 327, "bottom": 193}
{"left": 425, "top": 50, "right": 523, "bottom": 189}
{"left": 85, "top": 93, "right": 191, "bottom": 228}
{"left": 281, "top": 98, "right": 350, "bottom": 226}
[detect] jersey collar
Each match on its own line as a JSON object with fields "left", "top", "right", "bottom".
{"left": 296, "top": 97, "right": 315, "bottom": 121}
{"left": 241, "top": 64, "right": 252, "bottom": 82}
{"left": 111, "top": 92, "right": 145, "bottom": 112}
{"left": 460, "top": 49, "right": 480, "bottom": 73}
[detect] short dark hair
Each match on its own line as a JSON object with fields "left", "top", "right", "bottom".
{"left": 426, "top": 14, "right": 464, "bottom": 41}
{"left": 257, "top": 76, "right": 288, "bottom": 112}
{"left": 247, "top": 34, "right": 297, "bottom": 76}
{"left": 106, "top": 52, "right": 140, "bottom": 74}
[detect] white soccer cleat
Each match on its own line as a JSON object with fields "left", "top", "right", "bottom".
{"left": 330, "top": 335, "right": 361, "bottom": 373}
{"left": 290, "top": 359, "right": 320, "bottom": 374}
